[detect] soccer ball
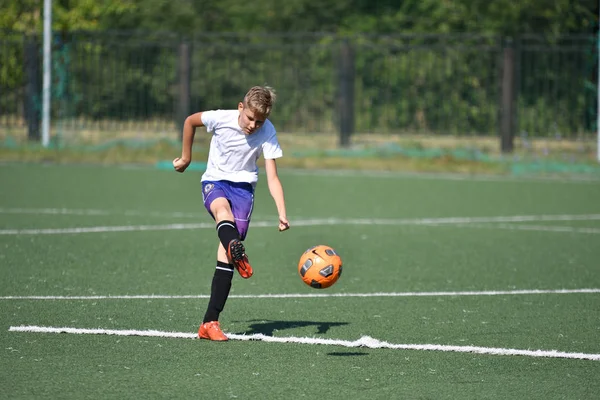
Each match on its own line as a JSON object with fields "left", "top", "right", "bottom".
{"left": 298, "top": 245, "right": 343, "bottom": 289}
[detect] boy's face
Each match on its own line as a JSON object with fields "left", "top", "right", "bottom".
{"left": 238, "top": 102, "right": 268, "bottom": 135}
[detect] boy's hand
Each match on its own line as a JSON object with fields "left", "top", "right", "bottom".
{"left": 173, "top": 157, "right": 190, "bottom": 173}
{"left": 278, "top": 216, "right": 290, "bottom": 232}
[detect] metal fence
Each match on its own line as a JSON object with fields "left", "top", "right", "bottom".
{"left": 0, "top": 31, "right": 596, "bottom": 148}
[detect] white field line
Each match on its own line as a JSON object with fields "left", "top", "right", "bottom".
{"left": 456, "top": 223, "right": 600, "bottom": 234}
{"left": 8, "top": 325, "right": 600, "bottom": 361}
{"left": 0, "top": 207, "right": 202, "bottom": 219}
{"left": 280, "top": 168, "right": 600, "bottom": 184}
{"left": 0, "top": 223, "right": 216, "bottom": 235}
{"left": 2, "top": 288, "right": 599, "bottom": 301}
{"left": 1, "top": 213, "right": 600, "bottom": 235}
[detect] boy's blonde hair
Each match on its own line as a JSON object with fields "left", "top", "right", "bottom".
{"left": 243, "top": 86, "right": 276, "bottom": 116}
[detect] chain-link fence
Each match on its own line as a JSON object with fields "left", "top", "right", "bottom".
{"left": 0, "top": 31, "right": 596, "bottom": 149}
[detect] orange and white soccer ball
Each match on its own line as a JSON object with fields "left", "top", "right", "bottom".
{"left": 298, "top": 245, "right": 343, "bottom": 289}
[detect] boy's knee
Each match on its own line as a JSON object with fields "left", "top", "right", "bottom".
{"left": 214, "top": 208, "right": 234, "bottom": 222}
{"left": 210, "top": 199, "right": 234, "bottom": 221}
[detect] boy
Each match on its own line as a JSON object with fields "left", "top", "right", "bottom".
{"left": 173, "top": 86, "right": 290, "bottom": 341}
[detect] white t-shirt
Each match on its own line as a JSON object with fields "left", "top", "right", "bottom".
{"left": 200, "top": 109, "right": 283, "bottom": 185}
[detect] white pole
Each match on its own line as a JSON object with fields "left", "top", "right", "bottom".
{"left": 42, "top": 0, "right": 52, "bottom": 147}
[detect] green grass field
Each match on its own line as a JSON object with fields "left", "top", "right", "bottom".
{"left": 1, "top": 163, "right": 600, "bottom": 399}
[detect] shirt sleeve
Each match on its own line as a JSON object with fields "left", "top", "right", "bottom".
{"left": 200, "top": 110, "right": 220, "bottom": 133}
{"left": 262, "top": 128, "right": 283, "bottom": 160}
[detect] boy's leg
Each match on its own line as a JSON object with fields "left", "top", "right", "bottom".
{"left": 210, "top": 198, "right": 252, "bottom": 278}
{"left": 203, "top": 259, "right": 234, "bottom": 323}
{"left": 199, "top": 257, "right": 232, "bottom": 341}
{"left": 202, "top": 182, "right": 252, "bottom": 278}
{"left": 198, "top": 181, "right": 254, "bottom": 341}
{"left": 221, "top": 182, "right": 254, "bottom": 277}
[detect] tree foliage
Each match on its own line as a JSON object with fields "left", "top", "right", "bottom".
{"left": 0, "top": 0, "right": 596, "bottom": 35}
{"left": 1, "top": 0, "right": 596, "bottom": 139}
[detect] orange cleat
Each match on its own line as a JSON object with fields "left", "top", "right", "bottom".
{"left": 198, "top": 321, "right": 228, "bottom": 341}
{"left": 227, "top": 239, "right": 253, "bottom": 279}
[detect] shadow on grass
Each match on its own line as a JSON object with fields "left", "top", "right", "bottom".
{"left": 238, "top": 319, "right": 349, "bottom": 336}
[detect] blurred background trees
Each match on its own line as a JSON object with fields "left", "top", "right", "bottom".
{"left": 1, "top": 0, "right": 595, "bottom": 36}
{"left": 1, "top": 0, "right": 597, "bottom": 148}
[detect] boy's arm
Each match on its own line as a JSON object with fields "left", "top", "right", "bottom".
{"left": 264, "top": 158, "right": 290, "bottom": 231}
{"left": 173, "top": 112, "right": 204, "bottom": 173}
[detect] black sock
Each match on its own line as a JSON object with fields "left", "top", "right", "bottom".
{"left": 203, "top": 261, "right": 234, "bottom": 323}
{"left": 216, "top": 220, "right": 240, "bottom": 250}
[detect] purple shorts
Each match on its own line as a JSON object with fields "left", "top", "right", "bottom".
{"left": 201, "top": 180, "right": 254, "bottom": 240}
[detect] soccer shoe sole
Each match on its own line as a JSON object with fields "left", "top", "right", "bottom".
{"left": 227, "top": 239, "right": 253, "bottom": 279}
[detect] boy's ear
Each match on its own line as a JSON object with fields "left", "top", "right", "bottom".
{"left": 238, "top": 102, "right": 244, "bottom": 111}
